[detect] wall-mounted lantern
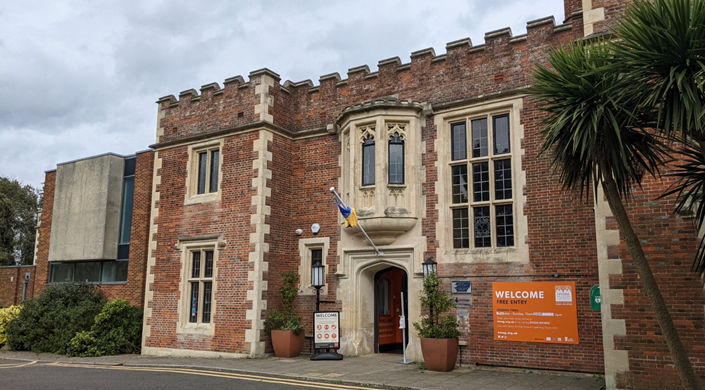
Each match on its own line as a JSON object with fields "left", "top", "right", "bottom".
{"left": 423, "top": 258, "right": 437, "bottom": 280}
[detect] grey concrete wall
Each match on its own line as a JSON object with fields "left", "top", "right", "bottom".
{"left": 49, "top": 154, "right": 124, "bottom": 261}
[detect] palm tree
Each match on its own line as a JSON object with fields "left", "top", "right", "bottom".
{"left": 613, "top": 0, "right": 705, "bottom": 275}
{"left": 529, "top": 39, "right": 701, "bottom": 390}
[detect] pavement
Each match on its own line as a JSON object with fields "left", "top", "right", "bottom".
{"left": 0, "top": 349, "right": 605, "bottom": 390}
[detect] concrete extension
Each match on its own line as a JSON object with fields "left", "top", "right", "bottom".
{"left": 0, "top": 350, "right": 605, "bottom": 390}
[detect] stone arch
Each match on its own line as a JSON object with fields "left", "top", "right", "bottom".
{"left": 337, "top": 250, "right": 422, "bottom": 360}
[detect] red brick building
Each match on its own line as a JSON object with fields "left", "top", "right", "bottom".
{"left": 30, "top": 1, "right": 705, "bottom": 389}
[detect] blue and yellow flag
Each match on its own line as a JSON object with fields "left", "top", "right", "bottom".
{"left": 336, "top": 200, "right": 358, "bottom": 227}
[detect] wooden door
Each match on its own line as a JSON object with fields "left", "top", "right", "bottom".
{"left": 376, "top": 268, "right": 405, "bottom": 352}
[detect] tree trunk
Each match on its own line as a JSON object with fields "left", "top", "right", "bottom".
{"left": 602, "top": 175, "right": 702, "bottom": 390}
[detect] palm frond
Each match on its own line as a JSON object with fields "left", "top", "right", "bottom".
{"left": 661, "top": 140, "right": 705, "bottom": 273}
{"left": 529, "top": 39, "right": 664, "bottom": 200}
{"left": 613, "top": 0, "right": 705, "bottom": 139}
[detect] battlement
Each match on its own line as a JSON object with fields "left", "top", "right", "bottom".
{"left": 158, "top": 16, "right": 573, "bottom": 109}
{"left": 152, "top": 13, "right": 581, "bottom": 143}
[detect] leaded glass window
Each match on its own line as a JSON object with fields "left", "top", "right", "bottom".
{"left": 451, "top": 122, "right": 467, "bottom": 161}
{"left": 450, "top": 113, "right": 514, "bottom": 249}
{"left": 362, "top": 135, "right": 375, "bottom": 186}
{"left": 197, "top": 148, "right": 220, "bottom": 195}
{"left": 452, "top": 165, "right": 468, "bottom": 204}
{"left": 188, "top": 249, "right": 215, "bottom": 324}
{"left": 453, "top": 208, "right": 470, "bottom": 249}
{"left": 473, "top": 162, "right": 490, "bottom": 202}
{"left": 474, "top": 206, "right": 491, "bottom": 248}
{"left": 472, "top": 118, "right": 488, "bottom": 158}
{"left": 388, "top": 132, "right": 404, "bottom": 185}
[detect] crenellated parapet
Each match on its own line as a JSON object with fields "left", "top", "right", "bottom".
{"left": 154, "top": 15, "right": 580, "bottom": 145}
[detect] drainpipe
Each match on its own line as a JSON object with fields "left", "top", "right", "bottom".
{"left": 22, "top": 272, "right": 30, "bottom": 301}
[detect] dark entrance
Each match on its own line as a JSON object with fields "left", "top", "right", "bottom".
{"left": 374, "top": 267, "right": 409, "bottom": 353}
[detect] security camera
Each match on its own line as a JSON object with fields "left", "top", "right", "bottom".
{"left": 295, "top": 229, "right": 303, "bottom": 236}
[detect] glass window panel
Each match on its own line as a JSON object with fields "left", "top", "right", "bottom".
{"left": 115, "top": 260, "right": 128, "bottom": 282}
{"left": 191, "top": 252, "right": 201, "bottom": 278}
{"left": 496, "top": 205, "right": 515, "bottom": 247}
{"left": 197, "top": 152, "right": 207, "bottom": 194}
{"left": 493, "top": 115, "right": 511, "bottom": 155}
{"left": 75, "top": 262, "right": 101, "bottom": 283}
{"left": 117, "top": 243, "right": 130, "bottom": 260}
{"left": 50, "top": 263, "right": 74, "bottom": 283}
{"left": 202, "top": 282, "right": 212, "bottom": 323}
{"left": 124, "top": 157, "right": 136, "bottom": 177}
{"left": 452, "top": 208, "right": 470, "bottom": 248}
{"left": 204, "top": 251, "right": 214, "bottom": 278}
{"left": 388, "top": 134, "right": 404, "bottom": 185}
{"left": 102, "top": 261, "right": 118, "bottom": 282}
{"left": 101, "top": 261, "right": 128, "bottom": 283}
{"left": 473, "top": 162, "right": 490, "bottom": 202}
{"left": 494, "top": 159, "right": 513, "bottom": 200}
{"left": 189, "top": 282, "right": 199, "bottom": 323}
{"left": 452, "top": 165, "right": 468, "bottom": 204}
{"left": 474, "top": 207, "right": 492, "bottom": 248}
{"left": 311, "top": 249, "right": 322, "bottom": 266}
{"left": 471, "top": 118, "right": 488, "bottom": 158}
{"left": 451, "top": 122, "right": 467, "bottom": 161}
{"left": 119, "top": 177, "right": 134, "bottom": 244}
{"left": 209, "top": 150, "right": 219, "bottom": 193}
{"left": 362, "top": 137, "right": 375, "bottom": 186}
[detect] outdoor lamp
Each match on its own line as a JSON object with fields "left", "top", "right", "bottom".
{"left": 311, "top": 262, "right": 325, "bottom": 288}
{"left": 423, "top": 258, "right": 437, "bottom": 279}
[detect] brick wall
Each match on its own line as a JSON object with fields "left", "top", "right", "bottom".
{"left": 33, "top": 170, "right": 55, "bottom": 297}
{"left": 609, "top": 175, "right": 705, "bottom": 389}
{"left": 0, "top": 266, "right": 35, "bottom": 307}
{"left": 144, "top": 132, "right": 259, "bottom": 353}
{"left": 158, "top": 17, "right": 581, "bottom": 137}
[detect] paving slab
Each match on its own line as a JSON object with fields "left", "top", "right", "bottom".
{"left": 0, "top": 349, "right": 605, "bottom": 390}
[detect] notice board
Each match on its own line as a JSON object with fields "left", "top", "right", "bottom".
{"left": 313, "top": 311, "right": 340, "bottom": 349}
{"left": 492, "top": 282, "right": 578, "bottom": 344}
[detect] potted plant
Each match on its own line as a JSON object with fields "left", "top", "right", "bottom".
{"left": 413, "top": 272, "right": 461, "bottom": 372}
{"left": 264, "top": 270, "right": 306, "bottom": 358}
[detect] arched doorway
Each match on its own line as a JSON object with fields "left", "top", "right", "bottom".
{"left": 374, "top": 267, "right": 409, "bottom": 353}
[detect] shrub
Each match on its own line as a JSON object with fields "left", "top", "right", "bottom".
{"left": 6, "top": 283, "right": 104, "bottom": 354}
{"left": 264, "top": 270, "right": 305, "bottom": 334}
{"left": 413, "top": 273, "right": 461, "bottom": 339}
{"left": 0, "top": 305, "right": 22, "bottom": 346}
{"left": 67, "top": 298, "right": 142, "bottom": 357}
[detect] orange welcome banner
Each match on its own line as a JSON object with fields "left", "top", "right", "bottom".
{"left": 492, "top": 282, "right": 579, "bottom": 344}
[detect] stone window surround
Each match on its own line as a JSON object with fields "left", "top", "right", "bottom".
{"left": 184, "top": 139, "right": 224, "bottom": 205}
{"left": 298, "top": 237, "right": 330, "bottom": 296}
{"left": 176, "top": 237, "right": 221, "bottom": 336}
{"left": 435, "top": 96, "right": 528, "bottom": 264}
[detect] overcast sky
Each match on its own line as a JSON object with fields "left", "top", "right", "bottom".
{"left": 0, "top": 0, "right": 565, "bottom": 189}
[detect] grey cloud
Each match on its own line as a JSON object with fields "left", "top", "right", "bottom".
{"left": 0, "top": 0, "right": 565, "bottom": 188}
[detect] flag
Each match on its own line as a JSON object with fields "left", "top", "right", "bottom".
{"left": 336, "top": 200, "right": 358, "bottom": 227}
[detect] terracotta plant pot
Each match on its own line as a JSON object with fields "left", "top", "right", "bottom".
{"left": 420, "top": 337, "right": 459, "bottom": 372}
{"left": 271, "top": 329, "right": 305, "bottom": 358}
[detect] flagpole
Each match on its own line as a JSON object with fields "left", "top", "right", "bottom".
{"left": 330, "top": 187, "right": 383, "bottom": 256}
